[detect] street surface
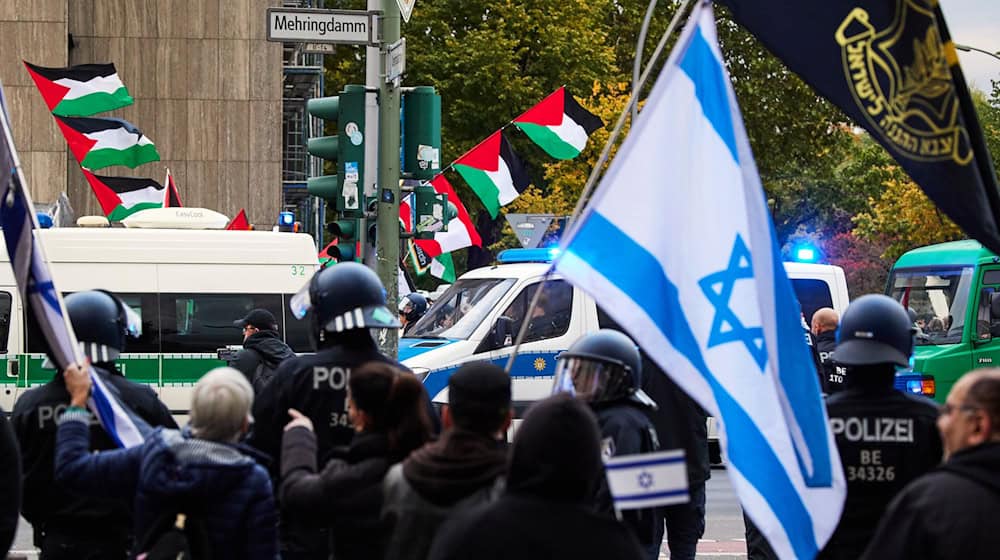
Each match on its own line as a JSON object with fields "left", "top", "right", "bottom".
{"left": 8, "top": 467, "right": 749, "bottom": 559}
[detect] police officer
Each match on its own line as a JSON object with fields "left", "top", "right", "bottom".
{"left": 399, "top": 292, "right": 428, "bottom": 334}
{"left": 812, "top": 307, "right": 846, "bottom": 394}
{"left": 554, "top": 329, "right": 661, "bottom": 559}
{"left": 818, "top": 294, "right": 943, "bottom": 560}
{"left": 11, "top": 290, "right": 176, "bottom": 560}
{"left": 249, "top": 261, "right": 409, "bottom": 560}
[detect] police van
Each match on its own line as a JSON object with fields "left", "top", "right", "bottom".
{"left": 0, "top": 211, "right": 318, "bottom": 413}
{"left": 402, "top": 248, "right": 850, "bottom": 416}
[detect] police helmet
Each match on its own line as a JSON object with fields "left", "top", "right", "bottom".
{"left": 289, "top": 261, "right": 401, "bottom": 334}
{"left": 553, "top": 329, "right": 642, "bottom": 404}
{"left": 65, "top": 290, "right": 142, "bottom": 363}
{"left": 399, "top": 292, "right": 428, "bottom": 323}
{"left": 833, "top": 294, "right": 915, "bottom": 367}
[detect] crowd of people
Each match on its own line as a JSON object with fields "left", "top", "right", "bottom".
{"left": 1, "top": 265, "right": 1000, "bottom": 560}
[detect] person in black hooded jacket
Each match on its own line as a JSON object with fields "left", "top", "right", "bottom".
{"left": 382, "top": 362, "right": 512, "bottom": 560}
{"left": 861, "top": 369, "right": 1000, "bottom": 560}
{"left": 229, "top": 308, "right": 295, "bottom": 393}
{"left": 427, "top": 394, "right": 644, "bottom": 560}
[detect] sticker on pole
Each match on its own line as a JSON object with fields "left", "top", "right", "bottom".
{"left": 396, "top": 0, "right": 417, "bottom": 23}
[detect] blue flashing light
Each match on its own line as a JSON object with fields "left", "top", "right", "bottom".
{"left": 497, "top": 247, "right": 561, "bottom": 264}
{"left": 792, "top": 242, "right": 820, "bottom": 263}
{"left": 36, "top": 213, "right": 53, "bottom": 229}
{"left": 278, "top": 211, "right": 295, "bottom": 226}
{"left": 905, "top": 380, "right": 923, "bottom": 394}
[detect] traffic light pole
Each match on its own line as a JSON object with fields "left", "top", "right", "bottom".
{"left": 376, "top": 0, "right": 401, "bottom": 358}
{"left": 362, "top": 0, "right": 380, "bottom": 266}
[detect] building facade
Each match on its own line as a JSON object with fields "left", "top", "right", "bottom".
{"left": 0, "top": 0, "right": 290, "bottom": 229}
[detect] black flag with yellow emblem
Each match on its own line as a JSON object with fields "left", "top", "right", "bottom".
{"left": 719, "top": 0, "right": 1000, "bottom": 254}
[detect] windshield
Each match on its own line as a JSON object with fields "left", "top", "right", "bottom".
{"left": 407, "top": 278, "right": 517, "bottom": 340}
{"left": 888, "top": 266, "right": 974, "bottom": 346}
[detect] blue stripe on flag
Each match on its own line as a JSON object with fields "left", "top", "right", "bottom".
{"left": 606, "top": 456, "right": 687, "bottom": 470}
{"left": 565, "top": 212, "right": 818, "bottom": 559}
{"left": 679, "top": 28, "right": 738, "bottom": 163}
{"left": 613, "top": 489, "right": 689, "bottom": 502}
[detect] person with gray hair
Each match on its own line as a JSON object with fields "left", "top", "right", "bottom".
{"left": 53, "top": 365, "right": 278, "bottom": 560}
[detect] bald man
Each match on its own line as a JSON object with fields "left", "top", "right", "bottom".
{"left": 862, "top": 369, "right": 1000, "bottom": 559}
{"left": 812, "top": 308, "right": 845, "bottom": 394}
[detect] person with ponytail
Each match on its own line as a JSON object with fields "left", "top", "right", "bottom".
{"left": 280, "top": 361, "right": 433, "bottom": 560}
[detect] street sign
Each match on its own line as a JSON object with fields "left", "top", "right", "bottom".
{"left": 387, "top": 39, "right": 406, "bottom": 84}
{"left": 303, "top": 43, "right": 336, "bottom": 54}
{"left": 505, "top": 213, "right": 557, "bottom": 248}
{"left": 396, "top": 0, "right": 417, "bottom": 23}
{"left": 266, "top": 8, "right": 377, "bottom": 46}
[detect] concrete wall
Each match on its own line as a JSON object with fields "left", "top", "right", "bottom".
{"left": 0, "top": 0, "right": 283, "bottom": 227}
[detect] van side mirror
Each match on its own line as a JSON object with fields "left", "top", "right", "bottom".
{"left": 492, "top": 316, "right": 514, "bottom": 348}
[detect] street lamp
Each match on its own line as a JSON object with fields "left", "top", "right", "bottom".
{"left": 955, "top": 43, "right": 1000, "bottom": 64}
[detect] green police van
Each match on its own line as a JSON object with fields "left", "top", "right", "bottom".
{"left": 887, "top": 240, "right": 1000, "bottom": 402}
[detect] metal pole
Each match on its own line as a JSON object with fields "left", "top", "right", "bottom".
{"left": 362, "top": 0, "right": 381, "bottom": 267}
{"left": 955, "top": 43, "right": 1000, "bottom": 63}
{"left": 376, "top": 0, "right": 402, "bottom": 358}
{"left": 633, "top": 0, "right": 659, "bottom": 123}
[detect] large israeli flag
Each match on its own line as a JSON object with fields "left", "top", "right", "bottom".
{"left": 0, "top": 81, "right": 148, "bottom": 448}
{"left": 553, "top": 5, "right": 845, "bottom": 558}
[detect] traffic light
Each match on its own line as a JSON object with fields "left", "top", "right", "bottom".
{"left": 326, "top": 218, "right": 360, "bottom": 261}
{"left": 306, "top": 84, "right": 366, "bottom": 217}
{"left": 412, "top": 183, "right": 458, "bottom": 240}
{"left": 401, "top": 86, "right": 441, "bottom": 180}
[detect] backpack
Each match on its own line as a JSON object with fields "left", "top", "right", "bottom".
{"left": 135, "top": 512, "right": 212, "bottom": 560}
{"left": 250, "top": 352, "right": 280, "bottom": 394}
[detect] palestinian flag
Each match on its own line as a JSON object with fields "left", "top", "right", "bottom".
{"left": 164, "top": 168, "right": 183, "bottom": 207}
{"left": 453, "top": 131, "right": 531, "bottom": 218}
{"left": 82, "top": 169, "right": 165, "bottom": 221}
{"left": 405, "top": 239, "right": 457, "bottom": 283}
{"left": 56, "top": 116, "right": 160, "bottom": 170}
{"left": 514, "top": 87, "right": 604, "bottom": 160}
{"left": 23, "top": 62, "right": 133, "bottom": 117}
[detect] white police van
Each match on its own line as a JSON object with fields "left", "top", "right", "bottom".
{"left": 402, "top": 248, "right": 850, "bottom": 425}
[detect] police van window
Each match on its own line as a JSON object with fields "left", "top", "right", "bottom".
{"left": 790, "top": 279, "right": 834, "bottom": 325}
{"left": 408, "top": 278, "right": 516, "bottom": 340}
{"left": 500, "top": 280, "right": 574, "bottom": 344}
{"left": 116, "top": 293, "right": 159, "bottom": 353}
{"left": 160, "top": 293, "right": 282, "bottom": 353}
{"left": 984, "top": 270, "right": 1000, "bottom": 286}
{"left": 282, "top": 295, "right": 312, "bottom": 352}
{"left": 889, "top": 266, "right": 973, "bottom": 346}
{"left": 0, "top": 292, "right": 11, "bottom": 353}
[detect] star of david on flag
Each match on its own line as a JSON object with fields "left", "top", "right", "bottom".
{"left": 553, "top": 4, "right": 845, "bottom": 558}
{"left": 698, "top": 235, "right": 766, "bottom": 371}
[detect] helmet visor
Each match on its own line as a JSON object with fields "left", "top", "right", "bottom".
{"left": 552, "top": 356, "right": 632, "bottom": 402}
{"left": 289, "top": 281, "right": 312, "bottom": 320}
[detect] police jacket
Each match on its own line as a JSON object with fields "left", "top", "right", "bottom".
{"left": 55, "top": 420, "right": 277, "bottom": 560}
{"left": 0, "top": 406, "right": 20, "bottom": 554}
{"left": 228, "top": 330, "right": 295, "bottom": 389}
{"left": 818, "top": 386, "right": 942, "bottom": 560}
{"left": 281, "top": 427, "right": 394, "bottom": 560}
{"left": 814, "top": 331, "right": 845, "bottom": 394}
{"left": 593, "top": 400, "right": 660, "bottom": 551}
{"left": 10, "top": 365, "right": 176, "bottom": 536}
{"left": 860, "top": 442, "right": 1000, "bottom": 560}
{"left": 248, "top": 342, "right": 402, "bottom": 476}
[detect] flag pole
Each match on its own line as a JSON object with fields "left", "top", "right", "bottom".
{"left": 504, "top": 0, "right": 696, "bottom": 375}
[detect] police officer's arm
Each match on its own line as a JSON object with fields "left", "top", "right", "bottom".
{"left": 0, "top": 408, "right": 21, "bottom": 554}
{"left": 53, "top": 364, "right": 142, "bottom": 501}
{"left": 9, "top": 397, "right": 44, "bottom": 525}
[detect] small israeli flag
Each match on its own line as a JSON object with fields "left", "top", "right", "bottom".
{"left": 605, "top": 449, "right": 689, "bottom": 510}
